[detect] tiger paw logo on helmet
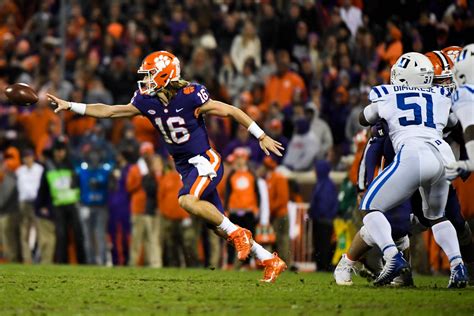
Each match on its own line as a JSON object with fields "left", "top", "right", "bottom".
{"left": 137, "top": 51, "right": 181, "bottom": 95}
{"left": 153, "top": 55, "right": 171, "bottom": 73}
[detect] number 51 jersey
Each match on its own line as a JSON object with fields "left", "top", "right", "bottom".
{"left": 369, "top": 85, "right": 452, "bottom": 152}
{"left": 131, "top": 83, "right": 212, "bottom": 162}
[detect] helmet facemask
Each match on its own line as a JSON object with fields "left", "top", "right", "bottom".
{"left": 138, "top": 68, "right": 159, "bottom": 95}
{"left": 433, "top": 73, "right": 456, "bottom": 90}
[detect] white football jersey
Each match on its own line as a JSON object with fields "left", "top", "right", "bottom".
{"left": 367, "top": 84, "right": 452, "bottom": 152}
{"left": 451, "top": 84, "right": 474, "bottom": 131}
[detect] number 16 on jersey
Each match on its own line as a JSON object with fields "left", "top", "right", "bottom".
{"left": 155, "top": 116, "right": 190, "bottom": 144}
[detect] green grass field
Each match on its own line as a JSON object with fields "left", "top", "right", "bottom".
{"left": 0, "top": 265, "right": 473, "bottom": 315}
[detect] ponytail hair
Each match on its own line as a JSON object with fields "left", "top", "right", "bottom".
{"left": 158, "top": 79, "right": 190, "bottom": 103}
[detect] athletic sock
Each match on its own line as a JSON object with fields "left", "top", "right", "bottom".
{"left": 431, "top": 220, "right": 463, "bottom": 268}
{"left": 345, "top": 254, "right": 356, "bottom": 265}
{"left": 251, "top": 242, "right": 273, "bottom": 261}
{"left": 363, "top": 211, "right": 398, "bottom": 260}
{"left": 217, "top": 216, "right": 238, "bottom": 235}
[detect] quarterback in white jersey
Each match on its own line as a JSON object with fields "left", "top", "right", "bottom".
{"left": 446, "top": 44, "right": 474, "bottom": 179}
{"left": 359, "top": 52, "right": 468, "bottom": 288}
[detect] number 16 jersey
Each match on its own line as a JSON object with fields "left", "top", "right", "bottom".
{"left": 368, "top": 85, "right": 452, "bottom": 152}
{"left": 131, "top": 83, "right": 212, "bottom": 163}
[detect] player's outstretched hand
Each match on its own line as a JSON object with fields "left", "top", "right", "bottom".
{"left": 47, "top": 93, "right": 70, "bottom": 113}
{"left": 259, "top": 135, "right": 284, "bottom": 156}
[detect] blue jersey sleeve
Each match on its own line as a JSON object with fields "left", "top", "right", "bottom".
{"left": 184, "top": 83, "right": 211, "bottom": 110}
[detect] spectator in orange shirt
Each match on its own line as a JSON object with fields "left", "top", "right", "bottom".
{"left": 35, "top": 121, "right": 61, "bottom": 163}
{"left": 64, "top": 90, "right": 96, "bottom": 145}
{"left": 18, "top": 98, "right": 60, "bottom": 151}
{"left": 127, "top": 142, "right": 162, "bottom": 267}
{"left": 159, "top": 157, "right": 199, "bottom": 267}
{"left": 376, "top": 23, "right": 403, "bottom": 67}
{"left": 264, "top": 50, "right": 306, "bottom": 110}
{"left": 224, "top": 147, "right": 260, "bottom": 267}
{"left": 259, "top": 156, "right": 291, "bottom": 263}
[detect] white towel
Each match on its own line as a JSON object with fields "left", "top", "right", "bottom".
{"left": 188, "top": 155, "right": 217, "bottom": 179}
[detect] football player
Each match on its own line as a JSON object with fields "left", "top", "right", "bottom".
{"left": 442, "top": 46, "right": 462, "bottom": 64}
{"left": 447, "top": 44, "right": 474, "bottom": 180}
{"left": 335, "top": 49, "right": 474, "bottom": 287}
{"left": 47, "top": 51, "right": 287, "bottom": 282}
{"left": 358, "top": 52, "right": 468, "bottom": 287}
{"left": 334, "top": 121, "right": 412, "bottom": 286}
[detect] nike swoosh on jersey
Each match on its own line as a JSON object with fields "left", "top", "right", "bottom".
{"left": 176, "top": 108, "right": 184, "bottom": 112}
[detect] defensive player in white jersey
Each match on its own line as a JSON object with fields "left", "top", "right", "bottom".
{"left": 359, "top": 52, "right": 468, "bottom": 287}
{"left": 447, "top": 44, "right": 474, "bottom": 179}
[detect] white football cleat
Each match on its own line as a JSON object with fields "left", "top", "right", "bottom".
{"left": 334, "top": 254, "right": 354, "bottom": 286}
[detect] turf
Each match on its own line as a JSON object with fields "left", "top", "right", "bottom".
{"left": 0, "top": 265, "right": 473, "bottom": 315}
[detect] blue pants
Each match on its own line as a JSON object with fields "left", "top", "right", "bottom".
{"left": 176, "top": 149, "right": 225, "bottom": 214}
{"left": 384, "top": 200, "right": 411, "bottom": 240}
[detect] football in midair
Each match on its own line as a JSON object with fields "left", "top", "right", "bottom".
{"left": 4, "top": 83, "right": 39, "bottom": 106}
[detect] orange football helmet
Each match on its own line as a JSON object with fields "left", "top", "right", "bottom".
{"left": 442, "top": 46, "right": 462, "bottom": 64}
{"left": 137, "top": 51, "right": 181, "bottom": 94}
{"left": 425, "top": 50, "right": 455, "bottom": 89}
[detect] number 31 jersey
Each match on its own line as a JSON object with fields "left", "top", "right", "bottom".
{"left": 369, "top": 84, "right": 452, "bottom": 151}
{"left": 131, "top": 83, "right": 212, "bottom": 162}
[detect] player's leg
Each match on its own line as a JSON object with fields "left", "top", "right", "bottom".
{"left": 421, "top": 177, "right": 468, "bottom": 288}
{"left": 385, "top": 205, "right": 414, "bottom": 287}
{"left": 178, "top": 161, "right": 255, "bottom": 261}
{"left": 335, "top": 200, "right": 412, "bottom": 286}
{"left": 204, "top": 189, "right": 287, "bottom": 282}
{"left": 359, "top": 146, "right": 419, "bottom": 285}
{"left": 444, "top": 186, "right": 474, "bottom": 283}
{"left": 179, "top": 155, "right": 286, "bottom": 281}
{"left": 178, "top": 195, "right": 224, "bottom": 226}
{"left": 203, "top": 190, "right": 279, "bottom": 261}
{"left": 334, "top": 230, "right": 371, "bottom": 285}
{"left": 360, "top": 147, "right": 417, "bottom": 259}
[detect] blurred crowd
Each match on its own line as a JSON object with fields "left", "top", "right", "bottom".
{"left": 0, "top": 0, "right": 474, "bottom": 271}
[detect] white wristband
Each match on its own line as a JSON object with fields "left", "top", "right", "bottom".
{"left": 248, "top": 121, "right": 265, "bottom": 140}
{"left": 69, "top": 102, "right": 87, "bottom": 115}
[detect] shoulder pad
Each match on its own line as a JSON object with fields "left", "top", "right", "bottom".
{"left": 459, "top": 85, "right": 474, "bottom": 96}
{"left": 186, "top": 83, "right": 210, "bottom": 106}
{"left": 453, "top": 85, "right": 474, "bottom": 103}
{"left": 369, "top": 85, "right": 391, "bottom": 102}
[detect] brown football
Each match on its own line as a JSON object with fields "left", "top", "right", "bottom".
{"left": 4, "top": 83, "right": 39, "bottom": 106}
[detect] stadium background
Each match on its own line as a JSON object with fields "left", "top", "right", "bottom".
{"left": 0, "top": 0, "right": 473, "bottom": 276}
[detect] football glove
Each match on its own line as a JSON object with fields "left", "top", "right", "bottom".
{"left": 445, "top": 160, "right": 474, "bottom": 181}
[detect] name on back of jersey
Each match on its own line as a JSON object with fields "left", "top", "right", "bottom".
{"left": 370, "top": 84, "right": 450, "bottom": 103}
